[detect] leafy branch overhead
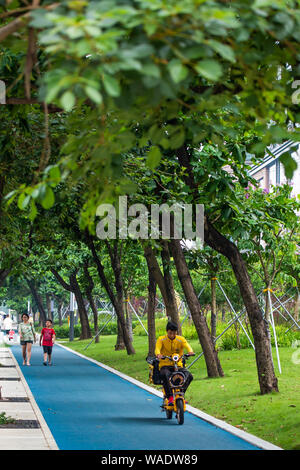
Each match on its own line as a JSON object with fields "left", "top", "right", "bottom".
{"left": 1, "top": 0, "right": 300, "bottom": 225}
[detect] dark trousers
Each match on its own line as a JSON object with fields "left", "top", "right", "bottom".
{"left": 159, "top": 366, "right": 193, "bottom": 398}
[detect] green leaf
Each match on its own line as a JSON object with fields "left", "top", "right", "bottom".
{"left": 29, "top": 200, "right": 38, "bottom": 221}
{"left": 85, "top": 86, "right": 103, "bottom": 104}
{"left": 102, "top": 74, "right": 121, "bottom": 97}
{"left": 167, "top": 59, "right": 188, "bottom": 83}
{"left": 4, "top": 190, "right": 17, "bottom": 207}
{"left": 146, "top": 146, "right": 161, "bottom": 170}
{"left": 48, "top": 166, "right": 61, "bottom": 182}
{"left": 60, "top": 91, "right": 75, "bottom": 112}
{"left": 18, "top": 193, "right": 30, "bottom": 210}
{"left": 45, "top": 83, "right": 61, "bottom": 104}
{"left": 142, "top": 63, "right": 161, "bottom": 79}
{"left": 207, "top": 40, "right": 236, "bottom": 63}
{"left": 279, "top": 152, "right": 298, "bottom": 180}
{"left": 195, "top": 59, "right": 223, "bottom": 82}
{"left": 41, "top": 186, "right": 55, "bottom": 210}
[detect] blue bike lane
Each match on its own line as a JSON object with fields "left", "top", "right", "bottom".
{"left": 11, "top": 344, "right": 273, "bottom": 451}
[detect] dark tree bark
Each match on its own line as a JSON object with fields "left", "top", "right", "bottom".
{"left": 50, "top": 268, "right": 91, "bottom": 340}
{"left": 145, "top": 252, "right": 157, "bottom": 358}
{"left": 69, "top": 272, "right": 92, "bottom": 340}
{"left": 58, "top": 302, "right": 63, "bottom": 327}
{"left": 83, "top": 263, "right": 99, "bottom": 343}
{"left": 26, "top": 278, "right": 47, "bottom": 325}
{"left": 0, "top": 268, "right": 12, "bottom": 287}
{"left": 160, "top": 240, "right": 182, "bottom": 332}
{"left": 175, "top": 144, "right": 279, "bottom": 394}
{"left": 86, "top": 235, "right": 135, "bottom": 355}
{"left": 106, "top": 240, "right": 126, "bottom": 351}
{"left": 210, "top": 276, "right": 217, "bottom": 342}
{"left": 169, "top": 239, "right": 224, "bottom": 377}
{"left": 143, "top": 244, "right": 181, "bottom": 333}
{"left": 46, "top": 294, "right": 52, "bottom": 321}
{"left": 204, "top": 220, "right": 278, "bottom": 393}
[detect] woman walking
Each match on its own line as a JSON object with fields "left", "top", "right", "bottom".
{"left": 18, "top": 313, "right": 36, "bottom": 366}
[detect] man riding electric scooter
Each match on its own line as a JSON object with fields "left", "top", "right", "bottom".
{"left": 155, "top": 321, "right": 195, "bottom": 406}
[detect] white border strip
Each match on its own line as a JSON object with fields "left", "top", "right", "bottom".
{"left": 9, "top": 348, "right": 59, "bottom": 450}
{"left": 57, "top": 343, "right": 282, "bottom": 451}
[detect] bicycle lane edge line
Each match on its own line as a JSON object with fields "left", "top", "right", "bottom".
{"left": 56, "top": 342, "right": 281, "bottom": 451}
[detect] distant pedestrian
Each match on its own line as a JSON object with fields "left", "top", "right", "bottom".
{"left": 8, "top": 330, "right": 15, "bottom": 341}
{"left": 39, "top": 319, "right": 56, "bottom": 366}
{"left": 3, "top": 315, "right": 12, "bottom": 335}
{"left": 18, "top": 313, "right": 36, "bottom": 366}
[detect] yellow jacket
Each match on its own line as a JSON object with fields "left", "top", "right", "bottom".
{"left": 155, "top": 334, "right": 194, "bottom": 369}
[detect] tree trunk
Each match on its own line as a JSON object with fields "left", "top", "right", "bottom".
{"left": 87, "top": 236, "right": 135, "bottom": 354}
{"left": 175, "top": 143, "right": 279, "bottom": 394}
{"left": 69, "top": 272, "right": 92, "bottom": 340}
{"left": 143, "top": 244, "right": 181, "bottom": 333}
{"left": 58, "top": 302, "right": 63, "bottom": 327}
{"left": 222, "top": 307, "right": 226, "bottom": 322}
{"left": 83, "top": 264, "right": 99, "bottom": 343}
{"left": 26, "top": 279, "right": 47, "bottom": 325}
{"left": 169, "top": 239, "right": 224, "bottom": 378}
{"left": 204, "top": 218, "right": 279, "bottom": 394}
{"left": 210, "top": 276, "right": 217, "bottom": 342}
{"left": 124, "top": 298, "right": 133, "bottom": 343}
{"left": 146, "top": 263, "right": 157, "bottom": 358}
{"left": 160, "top": 241, "right": 182, "bottom": 333}
{"left": 50, "top": 267, "right": 91, "bottom": 340}
{"left": 110, "top": 242, "right": 127, "bottom": 351}
{"left": 264, "top": 284, "right": 271, "bottom": 322}
{"left": 87, "top": 292, "right": 99, "bottom": 343}
{"left": 115, "top": 319, "right": 126, "bottom": 350}
{"left": 0, "top": 267, "right": 12, "bottom": 287}
{"left": 46, "top": 294, "right": 52, "bottom": 320}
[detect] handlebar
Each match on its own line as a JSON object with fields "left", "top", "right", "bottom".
{"left": 160, "top": 353, "right": 195, "bottom": 361}
{"left": 146, "top": 353, "right": 195, "bottom": 365}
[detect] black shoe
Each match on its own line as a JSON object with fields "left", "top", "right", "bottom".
{"left": 43, "top": 362, "right": 47, "bottom": 366}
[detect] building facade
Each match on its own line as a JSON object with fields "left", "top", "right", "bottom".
{"left": 249, "top": 140, "right": 300, "bottom": 197}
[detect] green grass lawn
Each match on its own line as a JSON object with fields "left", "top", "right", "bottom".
{"left": 59, "top": 335, "right": 300, "bottom": 450}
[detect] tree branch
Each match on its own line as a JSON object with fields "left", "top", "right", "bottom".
{"left": 0, "top": 3, "right": 60, "bottom": 42}
{"left": 50, "top": 267, "right": 72, "bottom": 292}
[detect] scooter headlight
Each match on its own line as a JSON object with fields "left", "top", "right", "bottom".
{"left": 169, "top": 371, "right": 186, "bottom": 387}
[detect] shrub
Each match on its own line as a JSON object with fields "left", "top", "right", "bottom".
{"left": 50, "top": 320, "right": 141, "bottom": 338}
{"left": 133, "top": 317, "right": 300, "bottom": 351}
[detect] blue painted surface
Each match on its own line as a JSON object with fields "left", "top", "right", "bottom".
{"left": 11, "top": 344, "right": 260, "bottom": 450}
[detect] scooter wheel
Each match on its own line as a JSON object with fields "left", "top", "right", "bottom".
{"left": 176, "top": 398, "right": 184, "bottom": 425}
{"left": 165, "top": 409, "right": 173, "bottom": 419}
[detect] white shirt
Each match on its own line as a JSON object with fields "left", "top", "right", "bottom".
{"left": 3, "top": 317, "right": 12, "bottom": 330}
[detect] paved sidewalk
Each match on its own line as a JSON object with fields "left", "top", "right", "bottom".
{"left": 0, "top": 347, "right": 58, "bottom": 450}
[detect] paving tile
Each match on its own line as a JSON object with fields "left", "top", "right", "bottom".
{"left": 0, "top": 429, "right": 50, "bottom": 450}
{"left": 0, "top": 348, "right": 58, "bottom": 450}
{"left": 0, "top": 402, "right": 36, "bottom": 420}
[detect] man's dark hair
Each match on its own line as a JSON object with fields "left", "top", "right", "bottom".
{"left": 22, "top": 313, "right": 29, "bottom": 318}
{"left": 46, "top": 318, "right": 53, "bottom": 324}
{"left": 166, "top": 321, "right": 178, "bottom": 332}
